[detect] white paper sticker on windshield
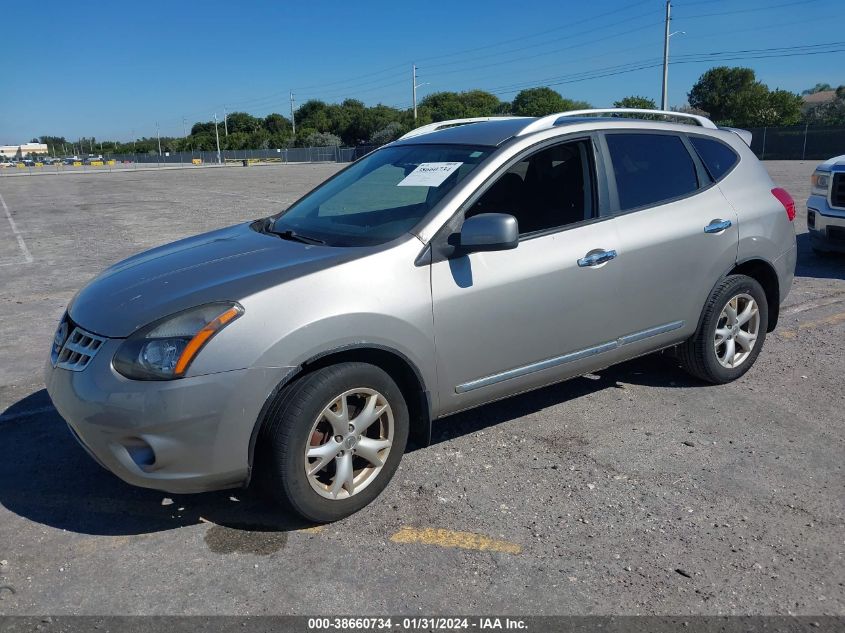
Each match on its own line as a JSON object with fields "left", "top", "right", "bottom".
{"left": 397, "top": 162, "right": 463, "bottom": 187}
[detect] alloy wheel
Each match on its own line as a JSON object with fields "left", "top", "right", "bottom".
{"left": 714, "top": 293, "right": 760, "bottom": 369}
{"left": 304, "top": 388, "right": 394, "bottom": 500}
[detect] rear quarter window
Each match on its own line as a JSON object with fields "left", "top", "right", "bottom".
{"left": 689, "top": 136, "right": 739, "bottom": 181}
{"left": 605, "top": 133, "right": 699, "bottom": 211}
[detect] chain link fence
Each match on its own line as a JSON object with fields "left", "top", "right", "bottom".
{"left": 1, "top": 144, "right": 379, "bottom": 176}
{"left": 749, "top": 125, "right": 845, "bottom": 160}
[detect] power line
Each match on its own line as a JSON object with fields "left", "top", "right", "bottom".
{"left": 675, "top": 0, "right": 823, "bottom": 20}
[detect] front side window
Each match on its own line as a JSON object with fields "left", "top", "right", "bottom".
{"left": 467, "top": 139, "right": 595, "bottom": 235}
{"left": 269, "top": 144, "right": 492, "bottom": 246}
{"left": 605, "top": 133, "right": 699, "bottom": 211}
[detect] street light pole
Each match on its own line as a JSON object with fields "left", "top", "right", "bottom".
{"left": 413, "top": 64, "right": 418, "bottom": 121}
{"left": 214, "top": 113, "right": 222, "bottom": 164}
{"left": 224, "top": 107, "right": 228, "bottom": 136}
{"left": 290, "top": 92, "right": 296, "bottom": 140}
{"left": 156, "top": 122, "right": 162, "bottom": 157}
{"left": 661, "top": 0, "right": 671, "bottom": 110}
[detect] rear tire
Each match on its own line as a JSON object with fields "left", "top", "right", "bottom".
{"left": 678, "top": 274, "right": 768, "bottom": 384}
{"left": 256, "top": 362, "right": 408, "bottom": 523}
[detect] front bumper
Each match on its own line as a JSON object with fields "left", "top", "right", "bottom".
{"left": 44, "top": 336, "right": 293, "bottom": 494}
{"left": 807, "top": 193, "right": 845, "bottom": 253}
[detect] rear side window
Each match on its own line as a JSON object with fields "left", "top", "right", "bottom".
{"left": 689, "top": 136, "right": 738, "bottom": 181}
{"left": 605, "top": 133, "right": 699, "bottom": 211}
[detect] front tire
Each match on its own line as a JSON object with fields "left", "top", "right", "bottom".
{"left": 678, "top": 274, "right": 768, "bottom": 384}
{"left": 257, "top": 362, "right": 409, "bottom": 523}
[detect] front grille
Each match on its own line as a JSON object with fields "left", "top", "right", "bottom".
{"left": 832, "top": 173, "right": 845, "bottom": 209}
{"left": 52, "top": 319, "right": 106, "bottom": 371}
{"left": 828, "top": 226, "right": 845, "bottom": 242}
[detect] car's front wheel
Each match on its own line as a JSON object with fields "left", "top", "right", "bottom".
{"left": 257, "top": 362, "right": 408, "bottom": 523}
{"left": 678, "top": 274, "right": 769, "bottom": 384}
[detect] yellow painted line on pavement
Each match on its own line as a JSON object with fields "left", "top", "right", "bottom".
{"left": 780, "top": 310, "right": 845, "bottom": 339}
{"left": 390, "top": 527, "right": 522, "bottom": 554}
{"left": 298, "top": 525, "right": 325, "bottom": 534}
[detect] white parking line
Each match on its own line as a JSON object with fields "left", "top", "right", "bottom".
{"left": 0, "top": 191, "right": 34, "bottom": 264}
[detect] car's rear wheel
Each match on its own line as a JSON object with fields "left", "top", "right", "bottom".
{"left": 678, "top": 274, "right": 768, "bottom": 384}
{"left": 257, "top": 362, "right": 408, "bottom": 523}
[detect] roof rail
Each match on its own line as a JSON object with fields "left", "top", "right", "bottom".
{"left": 515, "top": 108, "right": 718, "bottom": 137}
{"left": 398, "top": 116, "right": 525, "bottom": 140}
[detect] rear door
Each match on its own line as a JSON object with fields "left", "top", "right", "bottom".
{"left": 600, "top": 131, "right": 739, "bottom": 353}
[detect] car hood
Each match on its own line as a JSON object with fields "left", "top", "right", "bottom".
{"left": 819, "top": 154, "right": 845, "bottom": 170}
{"left": 68, "top": 221, "right": 363, "bottom": 338}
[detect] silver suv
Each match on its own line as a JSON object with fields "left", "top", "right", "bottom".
{"left": 46, "top": 109, "right": 797, "bottom": 522}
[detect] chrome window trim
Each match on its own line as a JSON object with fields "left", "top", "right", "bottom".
{"left": 455, "top": 320, "right": 684, "bottom": 394}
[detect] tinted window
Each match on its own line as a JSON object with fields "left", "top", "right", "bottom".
{"left": 689, "top": 136, "right": 738, "bottom": 181}
{"left": 468, "top": 140, "right": 594, "bottom": 235}
{"left": 606, "top": 133, "right": 699, "bottom": 211}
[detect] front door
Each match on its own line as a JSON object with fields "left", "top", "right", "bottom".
{"left": 430, "top": 138, "right": 626, "bottom": 415}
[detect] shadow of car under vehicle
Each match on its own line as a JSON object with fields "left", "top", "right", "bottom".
{"left": 0, "top": 354, "right": 695, "bottom": 537}
{"left": 0, "top": 390, "right": 313, "bottom": 537}
{"left": 796, "top": 232, "right": 845, "bottom": 281}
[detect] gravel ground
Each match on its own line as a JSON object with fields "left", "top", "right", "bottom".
{"left": 0, "top": 160, "right": 842, "bottom": 616}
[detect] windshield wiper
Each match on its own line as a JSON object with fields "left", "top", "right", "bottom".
{"left": 268, "top": 227, "right": 326, "bottom": 245}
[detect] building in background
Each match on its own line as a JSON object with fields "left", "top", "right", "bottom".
{"left": 801, "top": 90, "right": 837, "bottom": 113}
{"left": 0, "top": 143, "right": 49, "bottom": 159}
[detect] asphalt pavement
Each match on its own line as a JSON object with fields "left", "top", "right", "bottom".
{"left": 0, "top": 161, "right": 842, "bottom": 615}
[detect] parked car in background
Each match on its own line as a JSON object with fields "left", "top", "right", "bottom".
{"left": 46, "top": 109, "right": 797, "bottom": 522}
{"left": 807, "top": 155, "right": 845, "bottom": 253}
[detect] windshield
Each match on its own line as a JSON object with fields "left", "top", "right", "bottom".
{"left": 269, "top": 144, "right": 492, "bottom": 246}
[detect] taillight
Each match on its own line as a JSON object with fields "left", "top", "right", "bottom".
{"left": 772, "top": 187, "right": 796, "bottom": 222}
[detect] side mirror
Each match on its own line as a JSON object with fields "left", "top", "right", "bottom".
{"left": 458, "top": 213, "right": 519, "bottom": 253}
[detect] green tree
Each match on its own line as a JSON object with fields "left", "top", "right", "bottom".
{"left": 511, "top": 87, "right": 590, "bottom": 117}
{"left": 305, "top": 131, "right": 341, "bottom": 147}
{"left": 688, "top": 67, "right": 757, "bottom": 123}
{"left": 418, "top": 90, "right": 504, "bottom": 121}
{"left": 225, "top": 112, "right": 262, "bottom": 134}
{"left": 613, "top": 96, "right": 656, "bottom": 109}
{"left": 689, "top": 66, "right": 802, "bottom": 126}
{"left": 263, "top": 113, "right": 291, "bottom": 135}
{"left": 370, "top": 121, "right": 405, "bottom": 145}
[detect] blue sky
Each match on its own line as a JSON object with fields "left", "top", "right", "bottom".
{"left": 3, "top": 0, "right": 844, "bottom": 143}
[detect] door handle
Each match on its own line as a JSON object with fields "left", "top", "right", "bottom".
{"left": 704, "top": 219, "right": 732, "bottom": 234}
{"left": 577, "top": 249, "right": 617, "bottom": 268}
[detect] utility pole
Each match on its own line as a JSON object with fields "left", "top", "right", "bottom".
{"left": 214, "top": 113, "right": 222, "bottom": 164}
{"left": 224, "top": 107, "right": 228, "bottom": 136}
{"left": 413, "top": 65, "right": 418, "bottom": 120}
{"left": 156, "top": 122, "right": 162, "bottom": 157}
{"left": 290, "top": 92, "right": 296, "bottom": 140}
{"left": 661, "top": 0, "right": 671, "bottom": 111}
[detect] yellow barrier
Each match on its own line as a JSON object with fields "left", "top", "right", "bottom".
{"left": 34, "top": 162, "right": 43, "bottom": 167}
{"left": 16, "top": 163, "right": 25, "bottom": 168}
{"left": 106, "top": 160, "right": 116, "bottom": 166}
{"left": 192, "top": 158, "right": 202, "bottom": 165}
{"left": 73, "top": 161, "right": 82, "bottom": 167}
{"left": 90, "top": 161, "right": 104, "bottom": 166}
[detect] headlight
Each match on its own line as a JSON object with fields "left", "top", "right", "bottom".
{"left": 113, "top": 303, "right": 243, "bottom": 380}
{"left": 811, "top": 171, "right": 831, "bottom": 196}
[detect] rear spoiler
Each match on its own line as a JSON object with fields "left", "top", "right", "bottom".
{"left": 720, "top": 127, "right": 752, "bottom": 147}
